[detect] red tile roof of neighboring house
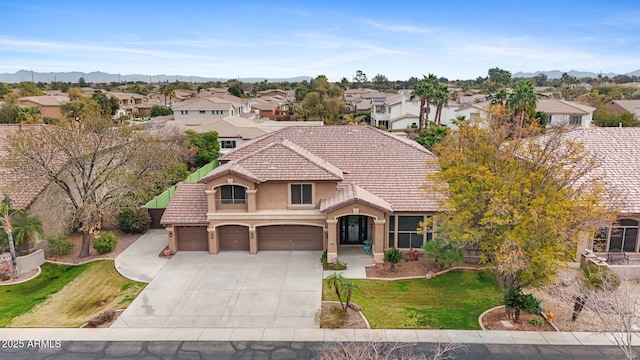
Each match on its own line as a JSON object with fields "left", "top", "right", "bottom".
{"left": 160, "top": 182, "right": 209, "bottom": 225}
{"left": 320, "top": 182, "right": 393, "bottom": 213}
{"left": 19, "top": 95, "right": 68, "bottom": 107}
{"left": 219, "top": 125, "right": 445, "bottom": 212}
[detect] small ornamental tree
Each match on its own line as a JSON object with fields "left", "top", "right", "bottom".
{"left": 384, "top": 247, "right": 404, "bottom": 272}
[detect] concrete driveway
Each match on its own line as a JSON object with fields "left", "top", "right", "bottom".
{"left": 112, "top": 251, "right": 323, "bottom": 329}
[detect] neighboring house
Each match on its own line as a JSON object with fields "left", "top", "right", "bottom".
{"left": 536, "top": 99, "right": 595, "bottom": 128}
{"left": 160, "top": 126, "right": 445, "bottom": 263}
{"left": 370, "top": 93, "right": 460, "bottom": 130}
{"left": 553, "top": 128, "right": 640, "bottom": 256}
{"left": 605, "top": 100, "right": 640, "bottom": 119}
{"left": 18, "top": 95, "right": 69, "bottom": 120}
{"left": 108, "top": 92, "right": 151, "bottom": 118}
{"left": 0, "top": 125, "right": 68, "bottom": 254}
{"left": 172, "top": 97, "right": 247, "bottom": 125}
{"left": 453, "top": 99, "right": 595, "bottom": 129}
{"left": 167, "top": 115, "right": 323, "bottom": 155}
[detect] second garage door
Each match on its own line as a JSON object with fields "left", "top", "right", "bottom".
{"left": 176, "top": 226, "right": 209, "bottom": 251}
{"left": 258, "top": 225, "right": 323, "bottom": 251}
{"left": 218, "top": 225, "right": 250, "bottom": 251}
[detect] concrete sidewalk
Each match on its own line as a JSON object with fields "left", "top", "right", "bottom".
{"left": 1, "top": 327, "right": 637, "bottom": 346}
{"left": 114, "top": 229, "right": 169, "bottom": 283}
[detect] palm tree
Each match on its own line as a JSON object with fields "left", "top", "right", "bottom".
{"left": 160, "top": 84, "right": 176, "bottom": 106}
{"left": 411, "top": 74, "right": 438, "bottom": 133}
{"left": 11, "top": 210, "right": 44, "bottom": 254}
{"left": 0, "top": 196, "right": 18, "bottom": 279}
{"left": 506, "top": 81, "right": 537, "bottom": 128}
{"left": 492, "top": 88, "right": 509, "bottom": 106}
{"left": 433, "top": 83, "right": 449, "bottom": 125}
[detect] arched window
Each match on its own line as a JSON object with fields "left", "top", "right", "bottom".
{"left": 219, "top": 185, "right": 246, "bottom": 204}
{"left": 609, "top": 219, "right": 639, "bottom": 252}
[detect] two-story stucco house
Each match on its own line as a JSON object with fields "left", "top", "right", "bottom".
{"left": 172, "top": 97, "right": 246, "bottom": 125}
{"left": 160, "top": 126, "right": 445, "bottom": 263}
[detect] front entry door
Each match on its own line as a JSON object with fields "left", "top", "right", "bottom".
{"left": 340, "top": 216, "right": 368, "bottom": 245}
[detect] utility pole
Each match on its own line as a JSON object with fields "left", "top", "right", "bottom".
{"left": 31, "top": 69, "right": 35, "bottom": 83}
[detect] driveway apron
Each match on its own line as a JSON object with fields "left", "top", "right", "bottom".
{"left": 112, "top": 251, "right": 323, "bottom": 328}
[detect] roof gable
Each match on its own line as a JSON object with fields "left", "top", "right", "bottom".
{"left": 160, "top": 182, "right": 208, "bottom": 224}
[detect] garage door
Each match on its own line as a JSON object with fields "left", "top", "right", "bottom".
{"left": 176, "top": 226, "right": 208, "bottom": 251}
{"left": 258, "top": 225, "right": 323, "bottom": 251}
{"left": 218, "top": 225, "right": 250, "bottom": 251}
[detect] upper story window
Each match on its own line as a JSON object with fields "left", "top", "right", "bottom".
{"left": 569, "top": 115, "right": 582, "bottom": 125}
{"left": 219, "top": 185, "right": 246, "bottom": 204}
{"left": 221, "top": 140, "right": 236, "bottom": 149}
{"left": 290, "top": 184, "right": 312, "bottom": 205}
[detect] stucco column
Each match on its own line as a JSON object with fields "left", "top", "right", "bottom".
{"left": 247, "top": 189, "right": 257, "bottom": 212}
{"left": 206, "top": 189, "right": 217, "bottom": 213}
{"left": 249, "top": 227, "right": 258, "bottom": 254}
{"left": 373, "top": 219, "right": 386, "bottom": 263}
{"left": 166, "top": 226, "right": 177, "bottom": 253}
{"left": 208, "top": 227, "right": 219, "bottom": 254}
{"left": 326, "top": 219, "right": 338, "bottom": 261}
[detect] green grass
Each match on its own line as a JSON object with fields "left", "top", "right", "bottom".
{"left": 0, "top": 262, "right": 92, "bottom": 327}
{"left": 323, "top": 269, "right": 503, "bottom": 329}
{"left": 0, "top": 260, "right": 146, "bottom": 327}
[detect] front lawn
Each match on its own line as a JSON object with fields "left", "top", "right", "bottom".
{"left": 0, "top": 260, "right": 145, "bottom": 327}
{"left": 323, "top": 269, "right": 502, "bottom": 329}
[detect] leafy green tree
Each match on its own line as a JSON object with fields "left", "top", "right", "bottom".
{"left": 294, "top": 84, "right": 309, "bottom": 101}
{"left": 429, "top": 118, "right": 612, "bottom": 294}
{"left": 227, "top": 82, "right": 245, "bottom": 98}
{"left": 17, "top": 82, "right": 44, "bottom": 97}
{"left": 127, "top": 83, "right": 149, "bottom": 95}
{"left": 92, "top": 92, "right": 119, "bottom": 118}
{"left": 186, "top": 130, "right": 220, "bottom": 168}
{"left": 485, "top": 68, "right": 512, "bottom": 92}
{"left": 0, "top": 83, "right": 12, "bottom": 98}
{"left": 150, "top": 105, "right": 173, "bottom": 117}
{"left": 415, "top": 124, "right": 448, "bottom": 151}
{"left": 352, "top": 70, "right": 368, "bottom": 85}
{"left": 593, "top": 110, "right": 640, "bottom": 127}
{"left": 62, "top": 94, "right": 102, "bottom": 122}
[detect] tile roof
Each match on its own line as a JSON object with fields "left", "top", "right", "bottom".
{"left": 0, "top": 125, "right": 52, "bottom": 209}
{"left": 320, "top": 182, "right": 393, "bottom": 213}
{"left": 611, "top": 100, "right": 640, "bottom": 113}
{"left": 548, "top": 128, "right": 640, "bottom": 214}
{"left": 19, "top": 95, "right": 68, "bottom": 107}
{"left": 199, "top": 139, "right": 344, "bottom": 183}
{"left": 173, "top": 97, "right": 241, "bottom": 111}
{"left": 536, "top": 99, "right": 595, "bottom": 115}
{"left": 160, "top": 182, "right": 209, "bottom": 224}
{"left": 220, "top": 126, "right": 445, "bottom": 212}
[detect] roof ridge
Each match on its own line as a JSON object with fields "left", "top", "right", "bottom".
{"left": 278, "top": 139, "right": 344, "bottom": 179}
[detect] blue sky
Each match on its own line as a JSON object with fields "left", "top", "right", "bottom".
{"left": 1, "top": 0, "right": 639, "bottom": 81}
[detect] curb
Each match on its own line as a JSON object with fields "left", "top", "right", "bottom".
{"left": 368, "top": 265, "right": 493, "bottom": 281}
{"left": 0, "top": 266, "right": 42, "bottom": 286}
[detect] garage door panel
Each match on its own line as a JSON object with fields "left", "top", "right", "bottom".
{"left": 258, "top": 225, "right": 323, "bottom": 251}
{"left": 176, "top": 226, "right": 208, "bottom": 251}
{"left": 218, "top": 225, "right": 250, "bottom": 251}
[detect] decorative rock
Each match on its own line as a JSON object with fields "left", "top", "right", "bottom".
{"left": 500, "top": 320, "right": 515, "bottom": 329}
{"left": 425, "top": 271, "right": 435, "bottom": 279}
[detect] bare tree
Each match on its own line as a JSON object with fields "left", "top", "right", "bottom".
{"left": 315, "top": 341, "right": 465, "bottom": 360}
{"left": 5, "top": 119, "right": 183, "bottom": 257}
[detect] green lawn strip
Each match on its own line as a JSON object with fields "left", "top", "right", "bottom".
{"left": 322, "top": 269, "right": 503, "bottom": 329}
{"left": 2, "top": 260, "right": 146, "bottom": 327}
{"left": 0, "top": 262, "right": 92, "bottom": 327}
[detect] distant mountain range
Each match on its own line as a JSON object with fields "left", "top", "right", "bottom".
{"left": 513, "top": 69, "right": 640, "bottom": 79}
{"left": 0, "top": 70, "right": 313, "bottom": 84}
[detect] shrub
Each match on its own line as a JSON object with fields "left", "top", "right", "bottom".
{"left": 86, "top": 309, "right": 116, "bottom": 328}
{"left": 383, "top": 247, "right": 404, "bottom": 272}
{"left": 320, "top": 250, "right": 347, "bottom": 270}
{"left": 48, "top": 237, "right": 74, "bottom": 256}
{"left": 92, "top": 232, "right": 117, "bottom": 254}
{"left": 422, "top": 239, "right": 464, "bottom": 270}
{"left": 505, "top": 287, "right": 543, "bottom": 321}
{"left": 315, "top": 306, "right": 346, "bottom": 329}
{"left": 117, "top": 209, "right": 151, "bottom": 234}
{"left": 582, "top": 263, "right": 620, "bottom": 290}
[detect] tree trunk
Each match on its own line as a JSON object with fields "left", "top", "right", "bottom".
{"left": 8, "top": 232, "right": 18, "bottom": 279}
{"left": 418, "top": 99, "right": 426, "bottom": 134}
{"left": 79, "top": 232, "right": 91, "bottom": 258}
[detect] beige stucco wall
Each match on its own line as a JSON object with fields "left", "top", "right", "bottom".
{"left": 28, "top": 183, "right": 71, "bottom": 238}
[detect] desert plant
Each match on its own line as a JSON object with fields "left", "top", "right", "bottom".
{"left": 529, "top": 317, "right": 544, "bottom": 327}
{"left": 315, "top": 306, "right": 347, "bottom": 329}
{"left": 92, "top": 231, "right": 117, "bottom": 254}
{"left": 504, "top": 287, "right": 542, "bottom": 321}
{"left": 116, "top": 209, "right": 151, "bottom": 234}
{"left": 422, "top": 239, "right": 464, "bottom": 270}
{"left": 48, "top": 237, "right": 74, "bottom": 256}
{"left": 384, "top": 247, "right": 404, "bottom": 272}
